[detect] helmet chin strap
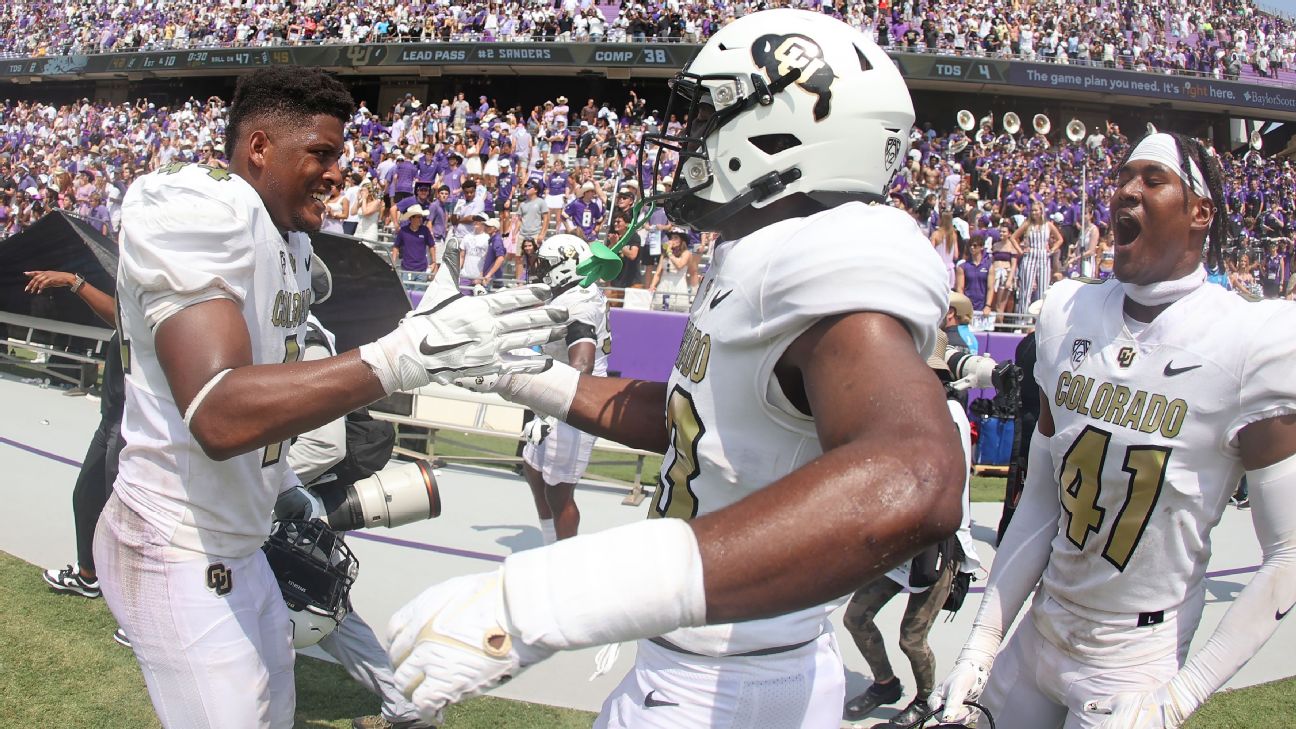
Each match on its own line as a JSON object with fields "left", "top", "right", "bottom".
{"left": 676, "top": 167, "right": 803, "bottom": 231}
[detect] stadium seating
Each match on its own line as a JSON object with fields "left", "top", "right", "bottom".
{"left": 2, "top": 0, "right": 1294, "bottom": 88}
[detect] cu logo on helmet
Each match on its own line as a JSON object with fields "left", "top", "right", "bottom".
{"left": 751, "top": 34, "right": 836, "bottom": 121}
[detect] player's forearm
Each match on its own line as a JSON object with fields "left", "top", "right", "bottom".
{"left": 190, "top": 350, "right": 386, "bottom": 461}
{"left": 691, "top": 429, "right": 963, "bottom": 623}
{"left": 564, "top": 376, "right": 669, "bottom": 452}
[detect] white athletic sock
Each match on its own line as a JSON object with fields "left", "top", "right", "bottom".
{"left": 539, "top": 518, "right": 557, "bottom": 546}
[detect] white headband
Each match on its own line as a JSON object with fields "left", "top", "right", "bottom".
{"left": 1127, "top": 133, "right": 1211, "bottom": 200}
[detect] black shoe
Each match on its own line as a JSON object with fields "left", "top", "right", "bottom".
{"left": 844, "top": 679, "right": 904, "bottom": 721}
{"left": 112, "top": 628, "right": 131, "bottom": 648}
{"left": 889, "top": 697, "right": 934, "bottom": 727}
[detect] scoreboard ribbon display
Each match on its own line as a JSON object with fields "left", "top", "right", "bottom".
{"left": 6, "top": 43, "right": 1296, "bottom": 116}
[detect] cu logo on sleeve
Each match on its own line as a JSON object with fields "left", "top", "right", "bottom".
{"left": 206, "top": 563, "right": 233, "bottom": 597}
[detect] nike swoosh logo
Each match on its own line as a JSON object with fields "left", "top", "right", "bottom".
{"left": 708, "top": 289, "right": 734, "bottom": 310}
{"left": 643, "top": 690, "right": 679, "bottom": 709}
{"left": 1279, "top": 605, "right": 1293, "bottom": 621}
{"left": 1163, "top": 362, "right": 1202, "bottom": 377}
{"left": 420, "top": 340, "right": 467, "bottom": 356}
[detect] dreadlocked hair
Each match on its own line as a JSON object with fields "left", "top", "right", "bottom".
{"left": 225, "top": 66, "right": 355, "bottom": 156}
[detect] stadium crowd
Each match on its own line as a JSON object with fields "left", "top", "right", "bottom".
{"left": 1, "top": 91, "right": 1292, "bottom": 313}
{"left": 2, "top": 0, "right": 1295, "bottom": 85}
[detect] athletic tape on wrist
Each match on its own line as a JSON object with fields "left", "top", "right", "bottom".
{"left": 183, "top": 368, "right": 232, "bottom": 429}
{"left": 359, "top": 341, "right": 401, "bottom": 395}
{"left": 500, "top": 361, "right": 580, "bottom": 420}
{"left": 502, "top": 518, "right": 707, "bottom": 651}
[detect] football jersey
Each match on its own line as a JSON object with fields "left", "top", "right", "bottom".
{"left": 1033, "top": 278, "right": 1296, "bottom": 633}
{"left": 652, "top": 202, "right": 948, "bottom": 656}
{"left": 540, "top": 284, "right": 609, "bottom": 376}
{"left": 115, "top": 162, "right": 312, "bottom": 559}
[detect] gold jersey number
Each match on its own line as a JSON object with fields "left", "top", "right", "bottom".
{"left": 651, "top": 386, "right": 704, "bottom": 520}
{"left": 261, "top": 335, "right": 302, "bottom": 467}
{"left": 1058, "top": 425, "right": 1171, "bottom": 571}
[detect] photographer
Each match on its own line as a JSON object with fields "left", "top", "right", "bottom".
{"left": 841, "top": 330, "right": 983, "bottom": 725}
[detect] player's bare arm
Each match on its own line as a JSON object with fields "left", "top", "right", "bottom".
{"left": 561, "top": 377, "right": 669, "bottom": 453}
{"left": 693, "top": 310, "right": 965, "bottom": 622}
{"left": 154, "top": 297, "right": 386, "bottom": 461}
{"left": 566, "top": 340, "right": 594, "bottom": 376}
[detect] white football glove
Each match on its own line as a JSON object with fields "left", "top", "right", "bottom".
{"left": 929, "top": 647, "right": 994, "bottom": 724}
{"left": 522, "top": 414, "right": 557, "bottom": 445}
{"left": 360, "top": 284, "right": 567, "bottom": 394}
{"left": 1085, "top": 685, "right": 1191, "bottom": 729}
{"left": 388, "top": 570, "right": 553, "bottom": 723}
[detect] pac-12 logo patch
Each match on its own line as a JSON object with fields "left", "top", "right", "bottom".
{"left": 1117, "top": 346, "right": 1136, "bottom": 368}
{"left": 884, "top": 137, "right": 902, "bottom": 170}
{"left": 751, "top": 33, "right": 836, "bottom": 121}
{"left": 1070, "top": 339, "right": 1091, "bottom": 368}
{"left": 206, "top": 563, "right": 233, "bottom": 597}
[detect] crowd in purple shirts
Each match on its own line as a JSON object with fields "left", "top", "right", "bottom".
{"left": 3, "top": 0, "right": 1296, "bottom": 85}
{"left": 1, "top": 90, "right": 1291, "bottom": 304}
{"left": 894, "top": 118, "right": 1296, "bottom": 316}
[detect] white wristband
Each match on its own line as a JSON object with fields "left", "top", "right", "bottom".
{"left": 502, "top": 518, "right": 707, "bottom": 651}
{"left": 183, "top": 368, "right": 232, "bottom": 429}
{"left": 498, "top": 360, "right": 581, "bottom": 420}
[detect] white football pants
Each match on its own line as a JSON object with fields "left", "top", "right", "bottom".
{"left": 94, "top": 493, "right": 295, "bottom": 728}
{"left": 594, "top": 631, "right": 845, "bottom": 728}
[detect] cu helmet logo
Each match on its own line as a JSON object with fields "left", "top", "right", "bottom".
{"left": 751, "top": 34, "right": 837, "bottom": 121}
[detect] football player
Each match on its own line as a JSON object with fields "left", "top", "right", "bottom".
{"left": 95, "top": 67, "right": 565, "bottom": 728}
{"left": 522, "top": 235, "right": 613, "bottom": 543}
{"left": 386, "top": 10, "right": 966, "bottom": 727}
{"left": 932, "top": 132, "right": 1296, "bottom": 728}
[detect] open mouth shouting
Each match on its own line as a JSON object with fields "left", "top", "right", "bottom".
{"left": 1112, "top": 208, "right": 1142, "bottom": 248}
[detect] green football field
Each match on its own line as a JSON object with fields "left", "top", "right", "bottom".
{"left": 2, "top": 548, "right": 1293, "bottom": 728}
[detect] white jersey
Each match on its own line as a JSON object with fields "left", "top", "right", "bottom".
{"left": 115, "top": 162, "right": 312, "bottom": 559}
{"left": 541, "top": 284, "right": 609, "bottom": 376}
{"left": 1034, "top": 279, "right": 1296, "bottom": 623}
{"left": 653, "top": 202, "right": 948, "bottom": 656}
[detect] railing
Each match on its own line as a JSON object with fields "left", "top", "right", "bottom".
{"left": 0, "top": 311, "right": 114, "bottom": 389}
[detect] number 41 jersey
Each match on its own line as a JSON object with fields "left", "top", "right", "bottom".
{"left": 652, "top": 202, "right": 948, "bottom": 656}
{"left": 1035, "top": 277, "right": 1296, "bottom": 619}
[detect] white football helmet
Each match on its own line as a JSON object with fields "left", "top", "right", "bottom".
{"left": 643, "top": 9, "right": 914, "bottom": 230}
{"left": 535, "top": 234, "right": 592, "bottom": 290}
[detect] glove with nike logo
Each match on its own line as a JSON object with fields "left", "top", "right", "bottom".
{"left": 360, "top": 284, "right": 568, "bottom": 394}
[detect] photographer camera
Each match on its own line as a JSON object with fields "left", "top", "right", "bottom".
{"left": 270, "top": 264, "right": 437, "bottom": 729}
{"left": 841, "top": 330, "right": 985, "bottom": 725}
